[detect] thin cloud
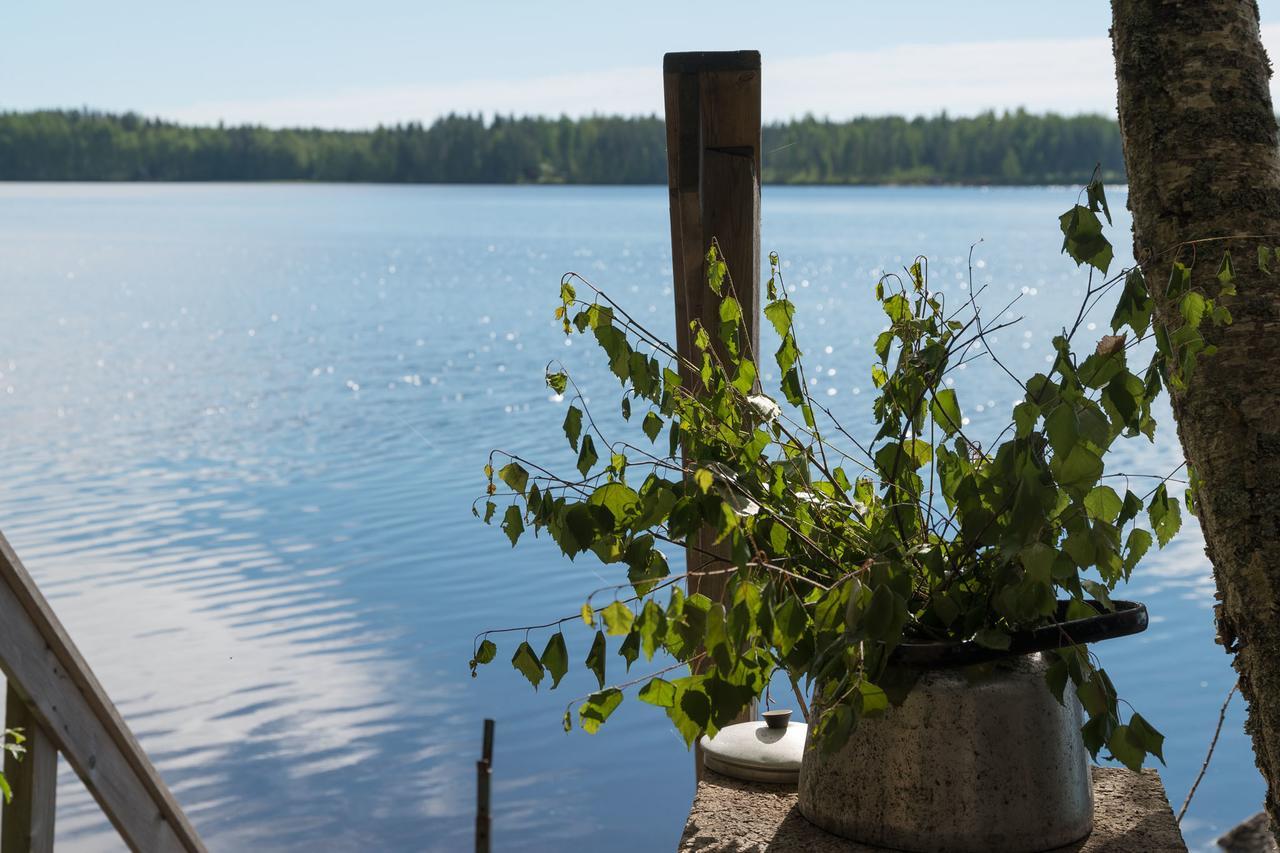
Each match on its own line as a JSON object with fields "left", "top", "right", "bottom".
{"left": 168, "top": 27, "right": 1280, "bottom": 129}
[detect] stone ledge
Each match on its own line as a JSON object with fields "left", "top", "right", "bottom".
{"left": 680, "top": 767, "right": 1186, "bottom": 852}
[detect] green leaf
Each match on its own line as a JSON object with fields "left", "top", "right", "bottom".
{"left": 1260, "top": 244, "right": 1272, "bottom": 274}
{"left": 694, "top": 468, "right": 714, "bottom": 494}
{"left": 1087, "top": 176, "right": 1112, "bottom": 224}
{"left": 470, "top": 638, "right": 497, "bottom": 675}
{"left": 780, "top": 368, "right": 803, "bottom": 406}
{"left": 1020, "top": 542, "right": 1056, "bottom": 583}
{"left": 589, "top": 483, "right": 640, "bottom": 526}
{"left": 498, "top": 462, "right": 529, "bottom": 494}
{"left": 1124, "top": 528, "right": 1153, "bottom": 575}
{"left": 1059, "top": 205, "right": 1113, "bottom": 274}
{"left": 511, "top": 641, "right": 544, "bottom": 689}
{"left": 1128, "top": 712, "right": 1166, "bottom": 763}
{"left": 1179, "top": 291, "right": 1206, "bottom": 330}
{"left": 540, "top": 632, "right": 569, "bottom": 689}
{"left": 579, "top": 688, "right": 623, "bottom": 734}
{"left": 874, "top": 330, "right": 894, "bottom": 363}
{"left": 1076, "top": 676, "right": 1110, "bottom": 717}
{"left": 1217, "top": 251, "right": 1236, "bottom": 294}
{"left": 581, "top": 602, "right": 595, "bottom": 628}
{"left": 719, "top": 295, "right": 743, "bottom": 326}
{"left": 1108, "top": 724, "right": 1145, "bottom": 772}
{"left": 1084, "top": 486, "right": 1123, "bottom": 523}
{"left": 1111, "top": 268, "right": 1153, "bottom": 336}
{"left": 642, "top": 411, "right": 663, "bottom": 443}
{"left": 772, "top": 595, "right": 807, "bottom": 657}
{"left": 882, "top": 293, "right": 912, "bottom": 323}
{"left": 638, "top": 677, "right": 677, "bottom": 708}
{"left": 586, "top": 303, "right": 613, "bottom": 329}
{"left": 931, "top": 389, "right": 962, "bottom": 436}
{"left": 864, "top": 584, "right": 897, "bottom": 640}
{"left": 1013, "top": 401, "right": 1040, "bottom": 438}
{"left": 732, "top": 358, "right": 757, "bottom": 394}
{"left": 764, "top": 299, "right": 795, "bottom": 338}
{"left": 1166, "top": 262, "right": 1191, "bottom": 299}
{"left": 1079, "top": 349, "right": 1125, "bottom": 390}
{"left": 1054, "top": 444, "right": 1104, "bottom": 495}
{"left": 1148, "top": 485, "right": 1182, "bottom": 547}
{"left": 618, "top": 630, "right": 640, "bottom": 670}
{"left": 859, "top": 681, "right": 890, "bottom": 717}
{"left": 1082, "top": 579, "right": 1114, "bottom": 610}
{"left": 1046, "top": 656, "right": 1069, "bottom": 704}
{"left": 585, "top": 629, "right": 607, "bottom": 688}
{"left": 501, "top": 505, "right": 524, "bottom": 547}
{"left": 577, "top": 434, "right": 598, "bottom": 476}
{"left": 1044, "top": 403, "right": 1078, "bottom": 457}
{"left": 563, "top": 406, "right": 583, "bottom": 450}
{"left": 601, "top": 601, "right": 635, "bottom": 636}
{"left": 706, "top": 245, "right": 727, "bottom": 295}
{"left": 638, "top": 599, "right": 667, "bottom": 660}
{"left": 669, "top": 683, "right": 711, "bottom": 747}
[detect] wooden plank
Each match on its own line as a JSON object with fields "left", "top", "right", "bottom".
{"left": 2, "top": 686, "right": 57, "bottom": 853}
{"left": 662, "top": 51, "right": 762, "bottom": 607}
{"left": 0, "top": 532, "right": 204, "bottom": 852}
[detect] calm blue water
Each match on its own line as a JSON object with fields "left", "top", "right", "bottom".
{"left": 0, "top": 183, "right": 1257, "bottom": 851}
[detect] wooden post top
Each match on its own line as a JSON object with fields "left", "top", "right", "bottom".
{"left": 663, "top": 51, "right": 761, "bottom": 73}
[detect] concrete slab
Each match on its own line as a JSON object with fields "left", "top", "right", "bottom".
{"left": 680, "top": 767, "right": 1187, "bottom": 852}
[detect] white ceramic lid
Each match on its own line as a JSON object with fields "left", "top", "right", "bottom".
{"left": 699, "top": 715, "right": 807, "bottom": 784}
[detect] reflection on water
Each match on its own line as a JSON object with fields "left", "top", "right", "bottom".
{"left": 0, "top": 183, "right": 1259, "bottom": 851}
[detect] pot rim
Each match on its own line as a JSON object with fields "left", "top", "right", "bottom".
{"left": 888, "top": 599, "right": 1147, "bottom": 669}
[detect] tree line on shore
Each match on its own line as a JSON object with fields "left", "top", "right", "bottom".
{"left": 0, "top": 108, "right": 1124, "bottom": 185}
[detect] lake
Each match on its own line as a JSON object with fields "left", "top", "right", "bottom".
{"left": 0, "top": 183, "right": 1258, "bottom": 851}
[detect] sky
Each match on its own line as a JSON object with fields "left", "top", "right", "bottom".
{"left": 6, "top": 1, "right": 1280, "bottom": 129}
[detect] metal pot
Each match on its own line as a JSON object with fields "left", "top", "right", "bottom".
{"left": 797, "top": 652, "right": 1093, "bottom": 852}
{"left": 796, "top": 601, "right": 1150, "bottom": 851}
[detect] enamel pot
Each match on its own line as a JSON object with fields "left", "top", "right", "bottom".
{"left": 796, "top": 600, "right": 1147, "bottom": 853}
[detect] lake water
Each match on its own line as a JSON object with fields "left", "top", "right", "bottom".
{"left": 0, "top": 183, "right": 1259, "bottom": 851}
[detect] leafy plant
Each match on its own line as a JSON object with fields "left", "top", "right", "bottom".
{"left": 473, "top": 175, "right": 1240, "bottom": 771}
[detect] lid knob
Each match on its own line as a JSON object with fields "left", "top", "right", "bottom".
{"left": 762, "top": 709, "right": 792, "bottom": 730}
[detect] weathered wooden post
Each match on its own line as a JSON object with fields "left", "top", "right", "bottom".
{"left": 662, "top": 49, "right": 762, "bottom": 607}
{"left": 663, "top": 52, "right": 762, "bottom": 751}
{"left": 3, "top": 687, "right": 56, "bottom": 853}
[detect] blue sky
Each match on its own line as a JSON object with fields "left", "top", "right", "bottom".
{"left": 5, "top": 1, "right": 1279, "bottom": 128}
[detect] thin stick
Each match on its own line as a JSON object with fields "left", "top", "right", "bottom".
{"left": 1177, "top": 681, "right": 1238, "bottom": 824}
{"left": 788, "top": 673, "right": 811, "bottom": 722}
{"left": 476, "top": 718, "right": 495, "bottom": 853}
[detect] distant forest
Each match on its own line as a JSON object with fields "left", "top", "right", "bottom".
{"left": 0, "top": 109, "right": 1124, "bottom": 185}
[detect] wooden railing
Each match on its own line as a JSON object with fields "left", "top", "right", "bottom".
{"left": 0, "top": 531, "right": 204, "bottom": 852}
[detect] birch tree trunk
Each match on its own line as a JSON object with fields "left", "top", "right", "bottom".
{"left": 1112, "top": 0, "right": 1280, "bottom": 834}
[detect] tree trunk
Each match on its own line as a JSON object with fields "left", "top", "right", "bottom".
{"left": 1112, "top": 0, "right": 1280, "bottom": 834}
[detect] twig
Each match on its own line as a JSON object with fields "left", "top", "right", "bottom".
{"left": 1177, "top": 681, "right": 1239, "bottom": 824}
{"left": 788, "top": 672, "right": 811, "bottom": 722}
